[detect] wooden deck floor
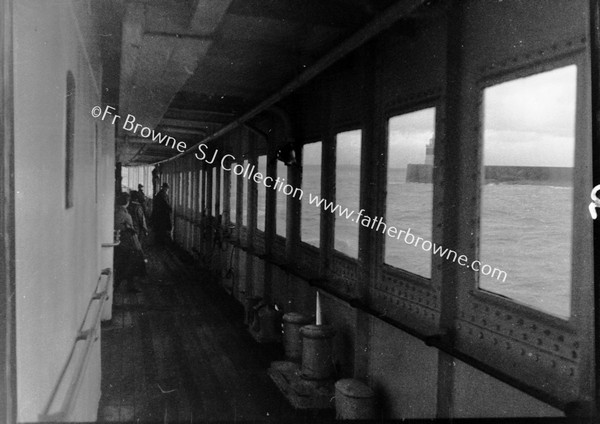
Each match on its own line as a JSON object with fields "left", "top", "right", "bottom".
{"left": 97, "top": 242, "right": 333, "bottom": 423}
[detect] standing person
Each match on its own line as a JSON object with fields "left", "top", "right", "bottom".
{"left": 137, "top": 183, "right": 148, "bottom": 217}
{"left": 151, "top": 182, "right": 172, "bottom": 245}
{"left": 128, "top": 191, "right": 149, "bottom": 243}
{"left": 152, "top": 166, "right": 162, "bottom": 197}
{"left": 114, "top": 192, "right": 143, "bottom": 293}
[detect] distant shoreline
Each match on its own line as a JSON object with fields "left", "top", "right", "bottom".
{"left": 406, "top": 164, "right": 572, "bottom": 186}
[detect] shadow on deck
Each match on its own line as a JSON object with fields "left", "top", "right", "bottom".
{"left": 98, "top": 240, "right": 334, "bottom": 423}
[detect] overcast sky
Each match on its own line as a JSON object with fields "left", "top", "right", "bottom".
{"left": 303, "top": 64, "right": 577, "bottom": 169}
{"left": 483, "top": 64, "right": 576, "bottom": 167}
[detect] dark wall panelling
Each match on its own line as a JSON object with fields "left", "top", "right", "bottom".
{"left": 377, "top": 18, "right": 447, "bottom": 107}
{"left": 253, "top": 231, "right": 265, "bottom": 256}
{"left": 327, "top": 251, "right": 358, "bottom": 299}
{"left": 271, "top": 235, "right": 286, "bottom": 263}
{"left": 451, "top": 0, "right": 592, "bottom": 410}
{"left": 298, "top": 244, "right": 320, "bottom": 280}
{"left": 328, "top": 67, "right": 363, "bottom": 131}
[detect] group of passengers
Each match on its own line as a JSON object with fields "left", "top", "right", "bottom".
{"left": 113, "top": 182, "right": 172, "bottom": 292}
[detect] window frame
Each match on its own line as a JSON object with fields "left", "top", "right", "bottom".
{"left": 299, "top": 139, "right": 323, "bottom": 250}
{"left": 382, "top": 102, "right": 438, "bottom": 281}
{"left": 255, "top": 154, "right": 268, "bottom": 233}
{"left": 473, "top": 52, "right": 586, "bottom": 327}
{"left": 333, "top": 128, "right": 363, "bottom": 260}
{"left": 275, "top": 159, "right": 288, "bottom": 239}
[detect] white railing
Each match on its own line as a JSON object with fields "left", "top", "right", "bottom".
{"left": 39, "top": 268, "right": 111, "bottom": 422}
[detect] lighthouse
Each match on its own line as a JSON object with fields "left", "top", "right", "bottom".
{"left": 424, "top": 137, "right": 434, "bottom": 165}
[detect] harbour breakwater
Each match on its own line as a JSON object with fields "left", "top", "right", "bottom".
{"left": 406, "top": 164, "right": 572, "bottom": 186}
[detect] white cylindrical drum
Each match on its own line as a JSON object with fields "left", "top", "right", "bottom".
{"left": 299, "top": 324, "right": 336, "bottom": 380}
{"left": 282, "top": 312, "right": 312, "bottom": 361}
{"left": 335, "top": 378, "right": 376, "bottom": 420}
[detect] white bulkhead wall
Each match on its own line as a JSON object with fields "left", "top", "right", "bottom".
{"left": 13, "top": 1, "right": 114, "bottom": 421}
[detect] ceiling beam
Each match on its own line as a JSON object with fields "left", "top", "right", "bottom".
{"left": 159, "top": 118, "right": 221, "bottom": 128}
{"left": 118, "top": 2, "right": 145, "bottom": 118}
{"left": 143, "top": 31, "right": 214, "bottom": 41}
{"left": 158, "top": 0, "right": 429, "bottom": 165}
{"left": 227, "top": 0, "right": 371, "bottom": 29}
{"left": 117, "top": 0, "right": 236, "bottom": 164}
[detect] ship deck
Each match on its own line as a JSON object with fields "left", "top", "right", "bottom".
{"left": 97, "top": 240, "right": 333, "bottom": 422}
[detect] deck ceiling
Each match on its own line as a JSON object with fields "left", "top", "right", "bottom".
{"left": 95, "top": 0, "right": 438, "bottom": 165}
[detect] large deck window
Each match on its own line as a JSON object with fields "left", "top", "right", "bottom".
{"left": 479, "top": 64, "right": 576, "bottom": 318}
{"left": 256, "top": 156, "right": 267, "bottom": 231}
{"left": 301, "top": 142, "right": 322, "bottom": 247}
{"left": 218, "top": 167, "right": 223, "bottom": 221}
{"left": 212, "top": 167, "right": 218, "bottom": 217}
{"left": 242, "top": 160, "right": 248, "bottom": 227}
{"left": 276, "top": 161, "right": 287, "bottom": 237}
{"left": 230, "top": 164, "right": 237, "bottom": 224}
{"left": 335, "top": 130, "right": 362, "bottom": 258}
{"left": 385, "top": 108, "right": 436, "bottom": 278}
{"left": 187, "top": 171, "right": 192, "bottom": 216}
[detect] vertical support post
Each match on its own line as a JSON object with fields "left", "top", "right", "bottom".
{"left": 354, "top": 41, "right": 380, "bottom": 380}
{"left": 115, "top": 162, "right": 122, "bottom": 195}
{"left": 321, "top": 80, "right": 335, "bottom": 276}
{"left": 200, "top": 163, "right": 206, "bottom": 215}
{"left": 200, "top": 162, "right": 208, "bottom": 255}
{"left": 223, "top": 157, "right": 231, "bottom": 225}
{"left": 234, "top": 147, "right": 245, "bottom": 298}
{"left": 247, "top": 137, "right": 258, "bottom": 297}
{"left": 589, "top": 0, "right": 600, "bottom": 414}
{"left": 436, "top": 1, "right": 464, "bottom": 418}
{"left": 196, "top": 167, "right": 202, "bottom": 250}
{"left": 287, "top": 143, "right": 302, "bottom": 262}
{"left": 236, "top": 162, "right": 243, "bottom": 242}
{"left": 196, "top": 167, "right": 202, "bottom": 223}
{"left": 0, "top": 0, "right": 16, "bottom": 422}
{"left": 215, "top": 163, "right": 222, "bottom": 220}
{"left": 264, "top": 135, "right": 277, "bottom": 302}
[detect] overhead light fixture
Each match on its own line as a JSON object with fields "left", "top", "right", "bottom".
{"left": 277, "top": 143, "right": 299, "bottom": 166}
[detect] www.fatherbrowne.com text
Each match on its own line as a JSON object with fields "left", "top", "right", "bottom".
{"left": 92, "top": 105, "right": 508, "bottom": 283}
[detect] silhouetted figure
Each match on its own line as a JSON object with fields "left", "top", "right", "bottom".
{"left": 128, "top": 191, "right": 148, "bottom": 244}
{"left": 137, "top": 184, "right": 148, "bottom": 217}
{"left": 152, "top": 182, "right": 172, "bottom": 245}
{"left": 114, "top": 192, "right": 144, "bottom": 292}
{"left": 152, "top": 166, "right": 162, "bottom": 197}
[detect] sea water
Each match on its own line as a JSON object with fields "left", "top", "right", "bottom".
{"left": 267, "top": 166, "right": 571, "bottom": 319}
